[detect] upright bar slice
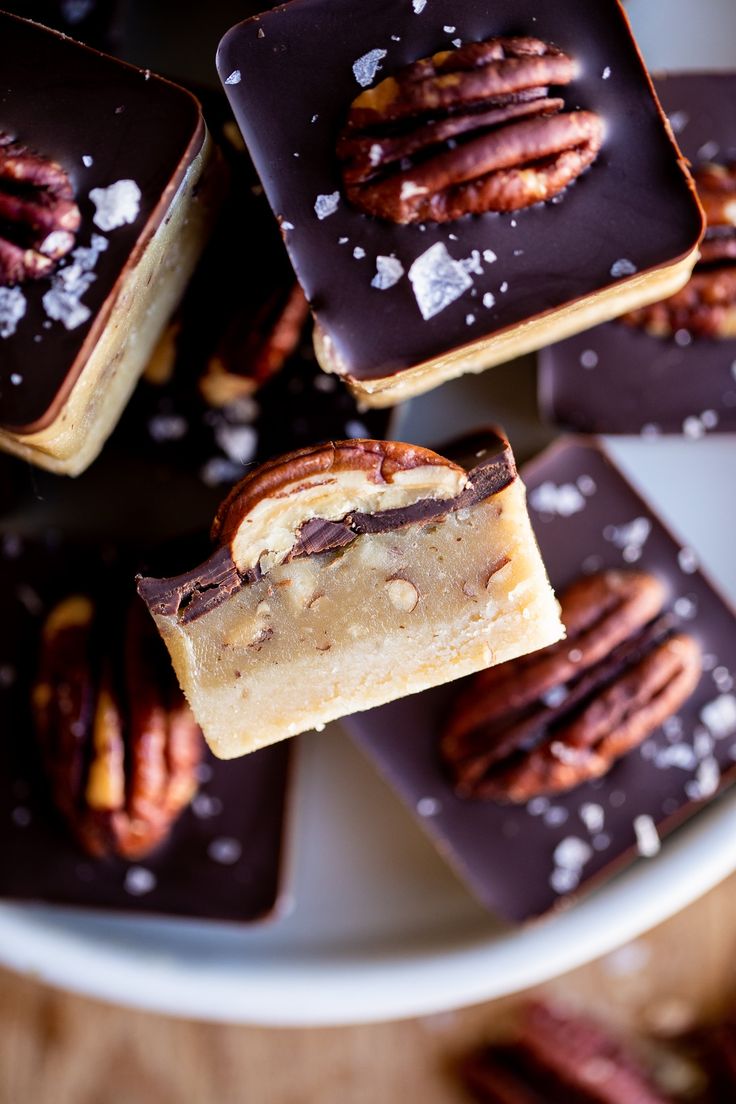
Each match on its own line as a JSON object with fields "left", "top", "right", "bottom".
{"left": 138, "top": 431, "right": 563, "bottom": 758}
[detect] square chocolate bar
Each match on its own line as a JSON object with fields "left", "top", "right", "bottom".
{"left": 344, "top": 437, "right": 736, "bottom": 922}
{"left": 539, "top": 74, "right": 736, "bottom": 436}
{"left": 0, "top": 12, "right": 221, "bottom": 474}
{"left": 0, "top": 533, "right": 291, "bottom": 924}
{"left": 218, "top": 0, "right": 702, "bottom": 406}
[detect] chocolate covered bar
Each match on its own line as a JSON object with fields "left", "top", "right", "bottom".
{"left": 344, "top": 437, "right": 736, "bottom": 922}
{"left": 0, "top": 532, "right": 290, "bottom": 923}
{"left": 0, "top": 12, "right": 222, "bottom": 475}
{"left": 462, "top": 1002, "right": 673, "bottom": 1104}
{"left": 218, "top": 0, "right": 702, "bottom": 407}
{"left": 540, "top": 74, "right": 736, "bottom": 435}
{"left": 138, "top": 431, "right": 563, "bottom": 758}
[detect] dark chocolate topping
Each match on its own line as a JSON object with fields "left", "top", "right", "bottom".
{"left": 539, "top": 73, "right": 736, "bottom": 436}
{"left": 137, "top": 430, "right": 516, "bottom": 624}
{"left": 0, "top": 533, "right": 290, "bottom": 924}
{"left": 218, "top": 0, "right": 701, "bottom": 382}
{"left": 0, "top": 12, "right": 205, "bottom": 432}
{"left": 345, "top": 438, "right": 736, "bottom": 922}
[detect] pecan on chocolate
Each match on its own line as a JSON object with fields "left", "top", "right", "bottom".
{"left": 32, "top": 594, "right": 203, "bottom": 859}
{"left": 198, "top": 283, "right": 310, "bottom": 407}
{"left": 441, "top": 570, "right": 702, "bottom": 802}
{"left": 462, "top": 1002, "right": 674, "bottom": 1103}
{"left": 622, "top": 162, "right": 736, "bottom": 339}
{"left": 0, "top": 132, "right": 81, "bottom": 285}
{"left": 337, "top": 37, "right": 604, "bottom": 224}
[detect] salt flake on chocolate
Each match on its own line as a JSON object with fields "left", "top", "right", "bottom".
{"left": 408, "top": 242, "right": 472, "bottom": 320}
{"left": 353, "top": 48, "right": 387, "bottom": 88}
{"left": 610, "top": 257, "right": 637, "bottom": 278}
{"left": 371, "top": 255, "right": 405, "bottom": 290}
{"left": 529, "top": 481, "right": 586, "bottom": 517}
{"left": 412, "top": 0, "right": 427, "bottom": 12}
{"left": 701, "top": 693, "right": 736, "bottom": 739}
{"left": 633, "top": 814, "right": 660, "bottom": 857}
{"left": 225, "top": 70, "right": 242, "bottom": 85}
{"left": 90, "top": 179, "right": 142, "bottom": 231}
{"left": 0, "top": 286, "right": 27, "bottom": 339}
{"left": 42, "top": 235, "right": 108, "bottom": 331}
{"left": 314, "top": 192, "right": 340, "bottom": 220}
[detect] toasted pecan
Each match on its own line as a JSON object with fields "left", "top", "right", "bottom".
{"left": 338, "top": 36, "right": 603, "bottom": 224}
{"left": 33, "top": 595, "right": 203, "bottom": 859}
{"left": 0, "top": 133, "right": 81, "bottom": 285}
{"left": 622, "top": 162, "right": 736, "bottom": 339}
{"left": 442, "top": 570, "right": 702, "bottom": 802}
{"left": 462, "top": 1002, "right": 674, "bottom": 1104}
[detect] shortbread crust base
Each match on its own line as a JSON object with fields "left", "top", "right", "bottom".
{"left": 314, "top": 248, "right": 701, "bottom": 407}
{"left": 0, "top": 133, "right": 221, "bottom": 475}
{"left": 151, "top": 477, "right": 563, "bottom": 759}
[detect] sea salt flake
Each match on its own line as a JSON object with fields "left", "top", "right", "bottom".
{"left": 527, "top": 796, "right": 549, "bottom": 816}
{"left": 460, "top": 249, "right": 483, "bottom": 275}
{"left": 678, "top": 547, "right": 698, "bottom": 574}
{"left": 634, "top": 814, "right": 660, "bottom": 857}
{"left": 553, "top": 836, "right": 592, "bottom": 870}
{"left": 10, "top": 373, "right": 22, "bottom": 385}
{"left": 683, "top": 415, "right": 705, "bottom": 439}
{"left": 465, "top": 313, "right": 475, "bottom": 325}
{"left": 604, "top": 516, "right": 651, "bottom": 560}
{"left": 417, "top": 797, "right": 441, "bottom": 816}
{"left": 0, "top": 286, "right": 27, "bottom": 338}
{"left": 483, "top": 292, "right": 495, "bottom": 308}
{"left": 544, "top": 806, "right": 569, "bottom": 827}
{"left": 443, "top": 25, "right": 456, "bottom": 33}
{"left": 529, "top": 481, "right": 586, "bottom": 517}
{"left": 610, "top": 257, "right": 637, "bottom": 278}
{"left": 579, "top": 803, "right": 605, "bottom": 834}
{"left": 482, "top": 249, "right": 497, "bottom": 264}
{"left": 656, "top": 744, "right": 697, "bottom": 771}
{"left": 371, "top": 255, "right": 405, "bottom": 290}
{"left": 314, "top": 192, "right": 340, "bottom": 220}
{"left": 353, "top": 48, "right": 387, "bottom": 88}
{"left": 191, "top": 793, "right": 223, "bottom": 819}
{"left": 698, "top": 139, "right": 720, "bottom": 161}
{"left": 686, "top": 757, "right": 720, "bottom": 799}
{"left": 225, "top": 69, "right": 242, "bottom": 85}
{"left": 148, "top": 413, "right": 188, "bottom": 442}
{"left": 214, "top": 423, "right": 257, "bottom": 465}
{"left": 714, "top": 667, "right": 733, "bottom": 692}
{"left": 200, "top": 457, "right": 244, "bottom": 486}
{"left": 674, "top": 595, "right": 696, "bottom": 620}
{"left": 208, "top": 837, "right": 242, "bottom": 865}
{"left": 701, "top": 693, "right": 736, "bottom": 738}
{"left": 668, "top": 110, "right": 689, "bottom": 134}
{"left": 89, "top": 180, "right": 141, "bottom": 231}
{"left": 345, "top": 419, "right": 369, "bottom": 437}
{"left": 124, "top": 866, "right": 156, "bottom": 895}
{"left": 577, "top": 474, "right": 596, "bottom": 496}
{"left": 352, "top": 246, "right": 366, "bottom": 259}
{"left": 550, "top": 866, "right": 580, "bottom": 894}
{"left": 602, "top": 66, "right": 612, "bottom": 79}
{"left": 408, "top": 242, "right": 472, "bottom": 320}
{"left": 580, "top": 349, "right": 598, "bottom": 369}
{"left": 412, "top": 0, "right": 427, "bottom": 11}
{"left": 500, "top": 280, "right": 509, "bottom": 293}
{"left": 674, "top": 328, "right": 692, "bottom": 347}
{"left": 452, "top": 38, "right": 462, "bottom": 47}
{"left": 82, "top": 154, "right": 94, "bottom": 167}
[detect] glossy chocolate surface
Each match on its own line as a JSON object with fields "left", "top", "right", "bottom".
{"left": 218, "top": 0, "right": 701, "bottom": 383}
{"left": 345, "top": 438, "right": 736, "bottom": 922}
{"left": 0, "top": 11, "right": 204, "bottom": 432}
{"left": 0, "top": 533, "right": 291, "bottom": 923}
{"left": 539, "top": 74, "right": 736, "bottom": 436}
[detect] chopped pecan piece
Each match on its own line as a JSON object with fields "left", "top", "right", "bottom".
{"left": 198, "top": 283, "right": 310, "bottom": 407}
{"left": 33, "top": 594, "right": 203, "bottom": 859}
{"left": 337, "top": 37, "right": 604, "bottom": 224}
{"left": 442, "top": 570, "right": 702, "bottom": 801}
{"left": 0, "top": 132, "right": 81, "bottom": 285}
{"left": 622, "top": 162, "right": 736, "bottom": 338}
{"left": 462, "top": 1002, "right": 674, "bottom": 1104}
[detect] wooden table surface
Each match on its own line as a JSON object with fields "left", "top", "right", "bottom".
{"left": 3, "top": 870, "right": 736, "bottom": 1104}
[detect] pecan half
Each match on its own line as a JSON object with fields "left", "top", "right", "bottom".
{"left": 198, "top": 283, "right": 310, "bottom": 407}
{"left": 32, "top": 594, "right": 203, "bottom": 859}
{"left": 462, "top": 1002, "right": 674, "bottom": 1104}
{"left": 211, "top": 438, "right": 468, "bottom": 574}
{"left": 0, "top": 133, "right": 81, "bottom": 286}
{"left": 622, "top": 162, "right": 736, "bottom": 338}
{"left": 441, "top": 570, "right": 701, "bottom": 801}
{"left": 337, "top": 37, "right": 604, "bottom": 224}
